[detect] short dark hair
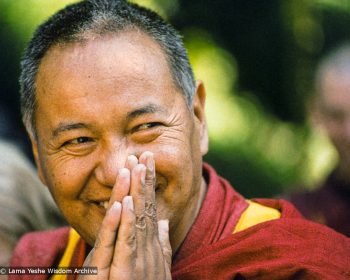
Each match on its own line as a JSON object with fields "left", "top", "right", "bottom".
{"left": 20, "top": 0, "right": 195, "bottom": 137}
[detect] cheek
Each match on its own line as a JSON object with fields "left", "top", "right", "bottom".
{"left": 153, "top": 141, "right": 192, "bottom": 175}
{"left": 43, "top": 154, "right": 95, "bottom": 199}
{"left": 152, "top": 140, "right": 201, "bottom": 201}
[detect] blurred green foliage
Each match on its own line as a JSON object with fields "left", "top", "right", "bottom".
{"left": 1, "top": 0, "right": 349, "bottom": 197}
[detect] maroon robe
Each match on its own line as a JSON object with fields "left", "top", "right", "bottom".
{"left": 286, "top": 170, "right": 350, "bottom": 236}
{"left": 10, "top": 164, "right": 350, "bottom": 279}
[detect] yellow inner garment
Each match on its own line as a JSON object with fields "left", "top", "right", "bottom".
{"left": 51, "top": 228, "right": 81, "bottom": 280}
{"left": 233, "top": 200, "right": 281, "bottom": 234}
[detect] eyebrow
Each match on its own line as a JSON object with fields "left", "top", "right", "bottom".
{"left": 126, "top": 104, "right": 166, "bottom": 120}
{"left": 51, "top": 104, "right": 165, "bottom": 138}
{"left": 52, "top": 123, "right": 89, "bottom": 138}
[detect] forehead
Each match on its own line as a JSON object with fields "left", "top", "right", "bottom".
{"left": 319, "top": 70, "right": 350, "bottom": 105}
{"left": 37, "top": 30, "right": 173, "bottom": 90}
{"left": 35, "top": 31, "right": 183, "bottom": 116}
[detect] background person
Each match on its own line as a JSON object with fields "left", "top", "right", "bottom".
{"left": 286, "top": 43, "right": 350, "bottom": 237}
{"left": 0, "top": 139, "right": 65, "bottom": 267}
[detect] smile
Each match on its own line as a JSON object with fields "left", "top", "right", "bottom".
{"left": 98, "top": 201, "right": 109, "bottom": 210}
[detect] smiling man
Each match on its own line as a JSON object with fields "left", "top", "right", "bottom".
{"left": 10, "top": 0, "right": 350, "bottom": 279}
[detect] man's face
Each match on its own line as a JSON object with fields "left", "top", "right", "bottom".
{"left": 32, "top": 32, "right": 208, "bottom": 247}
{"left": 317, "top": 69, "right": 350, "bottom": 170}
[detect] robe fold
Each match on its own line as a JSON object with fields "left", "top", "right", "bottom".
{"left": 10, "top": 164, "right": 350, "bottom": 279}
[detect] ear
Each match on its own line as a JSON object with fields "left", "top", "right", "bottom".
{"left": 30, "top": 136, "right": 47, "bottom": 186}
{"left": 192, "top": 80, "right": 208, "bottom": 156}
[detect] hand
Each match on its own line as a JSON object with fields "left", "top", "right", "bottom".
{"left": 78, "top": 152, "right": 172, "bottom": 280}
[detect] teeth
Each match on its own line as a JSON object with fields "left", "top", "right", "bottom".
{"left": 99, "top": 201, "right": 109, "bottom": 210}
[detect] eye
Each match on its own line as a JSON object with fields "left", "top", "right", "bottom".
{"left": 133, "top": 122, "right": 161, "bottom": 132}
{"left": 130, "top": 122, "right": 163, "bottom": 143}
{"left": 63, "top": 137, "right": 93, "bottom": 146}
{"left": 60, "top": 136, "right": 96, "bottom": 155}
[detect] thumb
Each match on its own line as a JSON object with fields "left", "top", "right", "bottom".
{"left": 158, "top": 219, "right": 172, "bottom": 266}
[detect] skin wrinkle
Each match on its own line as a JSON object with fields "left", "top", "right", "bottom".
{"left": 158, "top": 134, "right": 186, "bottom": 145}
{"left": 155, "top": 111, "right": 189, "bottom": 145}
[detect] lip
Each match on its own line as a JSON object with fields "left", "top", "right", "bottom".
{"left": 91, "top": 201, "right": 108, "bottom": 215}
{"left": 86, "top": 198, "right": 110, "bottom": 210}
{"left": 98, "top": 201, "right": 109, "bottom": 209}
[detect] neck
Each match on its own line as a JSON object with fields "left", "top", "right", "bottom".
{"left": 171, "top": 177, "right": 207, "bottom": 254}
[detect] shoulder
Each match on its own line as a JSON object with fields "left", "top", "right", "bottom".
{"left": 174, "top": 207, "right": 350, "bottom": 279}
{"left": 252, "top": 198, "right": 304, "bottom": 218}
{"left": 10, "top": 227, "right": 70, "bottom": 267}
{"left": 233, "top": 198, "right": 304, "bottom": 233}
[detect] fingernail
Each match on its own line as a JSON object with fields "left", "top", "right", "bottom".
{"left": 109, "top": 201, "right": 121, "bottom": 213}
{"left": 128, "top": 155, "right": 138, "bottom": 163}
{"left": 123, "top": 196, "right": 134, "bottom": 211}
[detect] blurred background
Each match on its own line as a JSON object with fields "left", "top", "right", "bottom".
{"left": 1, "top": 0, "right": 349, "bottom": 198}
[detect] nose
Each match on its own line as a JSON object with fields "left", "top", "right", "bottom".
{"left": 94, "top": 140, "right": 128, "bottom": 187}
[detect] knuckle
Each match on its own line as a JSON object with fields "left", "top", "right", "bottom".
{"left": 135, "top": 215, "right": 147, "bottom": 230}
{"left": 144, "top": 172, "right": 155, "bottom": 187}
{"left": 122, "top": 232, "right": 136, "bottom": 250}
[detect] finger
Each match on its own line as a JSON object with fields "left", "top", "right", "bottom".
{"left": 108, "top": 168, "right": 130, "bottom": 208}
{"left": 158, "top": 220, "right": 172, "bottom": 267}
{"left": 89, "top": 201, "right": 122, "bottom": 270}
{"left": 139, "top": 152, "right": 157, "bottom": 236}
{"left": 129, "top": 164, "right": 147, "bottom": 230}
{"left": 127, "top": 163, "right": 149, "bottom": 277}
{"left": 139, "top": 151, "right": 156, "bottom": 202}
{"left": 110, "top": 196, "right": 136, "bottom": 278}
